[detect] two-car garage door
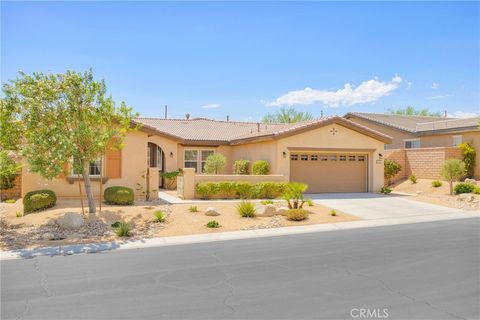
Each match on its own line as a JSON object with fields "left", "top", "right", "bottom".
{"left": 290, "top": 152, "right": 367, "bottom": 193}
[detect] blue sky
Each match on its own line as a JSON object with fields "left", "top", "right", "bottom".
{"left": 2, "top": 1, "right": 479, "bottom": 121}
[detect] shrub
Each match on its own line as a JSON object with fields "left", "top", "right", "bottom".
{"left": 189, "top": 205, "right": 198, "bottom": 212}
{"left": 252, "top": 160, "right": 270, "bottom": 175}
{"left": 454, "top": 182, "right": 476, "bottom": 195}
{"left": 432, "top": 180, "right": 442, "bottom": 188}
{"left": 153, "top": 210, "right": 166, "bottom": 223}
{"left": 206, "top": 220, "right": 220, "bottom": 228}
{"left": 217, "top": 182, "right": 237, "bottom": 198}
{"left": 23, "top": 190, "right": 56, "bottom": 214}
{"left": 380, "top": 187, "right": 392, "bottom": 194}
{"left": 15, "top": 211, "right": 22, "bottom": 218}
{"left": 282, "top": 183, "right": 308, "bottom": 209}
{"left": 4, "top": 199, "right": 16, "bottom": 204}
{"left": 330, "top": 209, "right": 337, "bottom": 216}
{"left": 104, "top": 186, "right": 134, "bottom": 205}
{"left": 111, "top": 221, "right": 121, "bottom": 228}
{"left": 0, "top": 151, "right": 21, "bottom": 191}
{"left": 384, "top": 159, "right": 401, "bottom": 186}
{"left": 305, "top": 199, "right": 314, "bottom": 207}
{"left": 459, "top": 142, "right": 476, "bottom": 178}
{"left": 161, "top": 170, "right": 181, "bottom": 189}
{"left": 115, "top": 222, "right": 132, "bottom": 237}
{"left": 473, "top": 187, "right": 480, "bottom": 195}
{"left": 260, "top": 200, "right": 274, "bottom": 205}
{"left": 441, "top": 159, "right": 466, "bottom": 195}
{"left": 237, "top": 201, "right": 256, "bottom": 217}
{"left": 235, "top": 182, "right": 254, "bottom": 199}
{"left": 195, "top": 182, "right": 219, "bottom": 199}
{"left": 233, "top": 160, "right": 250, "bottom": 175}
{"left": 408, "top": 175, "right": 417, "bottom": 184}
{"left": 195, "top": 181, "right": 288, "bottom": 200}
{"left": 203, "top": 154, "right": 226, "bottom": 174}
{"left": 286, "top": 209, "right": 308, "bottom": 221}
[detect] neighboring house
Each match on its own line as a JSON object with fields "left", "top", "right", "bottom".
{"left": 21, "top": 116, "right": 391, "bottom": 198}
{"left": 345, "top": 112, "right": 480, "bottom": 178}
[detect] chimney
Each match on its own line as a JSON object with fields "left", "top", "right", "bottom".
{"left": 185, "top": 113, "right": 191, "bottom": 120}
{"left": 226, "top": 115, "right": 230, "bottom": 122}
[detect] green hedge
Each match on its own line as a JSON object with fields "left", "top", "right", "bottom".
{"left": 104, "top": 186, "right": 134, "bottom": 205}
{"left": 23, "top": 190, "right": 56, "bottom": 214}
{"left": 252, "top": 160, "right": 270, "bottom": 175}
{"left": 454, "top": 182, "right": 476, "bottom": 195}
{"left": 195, "top": 181, "right": 288, "bottom": 199}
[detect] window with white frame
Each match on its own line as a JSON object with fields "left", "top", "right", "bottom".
{"left": 452, "top": 135, "right": 462, "bottom": 147}
{"left": 184, "top": 149, "right": 215, "bottom": 173}
{"left": 404, "top": 139, "right": 420, "bottom": 149}
{"left": 72, "top": 157, "right": 102, "bottom": 176}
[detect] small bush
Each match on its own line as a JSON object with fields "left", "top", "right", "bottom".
{"left": 473, "top": 187, "right": 480, "bottom": 195}
{"left": 384, "top": 159, "right": 401, "bottom": 185}
{"left": 23, "top": 190, "right": 56, "bottom": 214}
{"left": 252, "top": 160, "right": 270, "bottom": 175}
{"left": 330, "top": 209, "right": 337, "bottom": 216}
{"left": 115, "top": 222, "right": 132, "bottom": 237}
{"left": 195, "top": 182, "right": 220, "bottom": 199}
{"left": 235, "top": 182, "right": 254, "bottom": 199}
{"left": 260, "top": 200, "right": 274, "bottom": 205}
{"left": 233, "top": 160, "right": 250, "bottom": 175}
{"left": 206, "top": 220, "right": 220, "bottom": 228}
{"left": 380, "top": 187, "right": 392, "bottom": 194}
{"left": 153, "top": 210, "right": 166, "bottom": 223}
{"left": 189, "top": 205, "right": 198, "bottom": 212}
{"left": 217, "top": 182, "right": 237, "bottom": 198}
{"left": 195, "top": 181, "right": 288, "bottom": 200}
{"left": 408, "top": 175, "right": 417, "bottom": 184}
{"left": 15, "top": 211, "right": 22, "bottom": 218}
{"left": 237, "top": 201, "right": 256, "bottom": 217}
{"left": 454, "top": 182, "right": 476, "bottom": 195}
{"left": 4, "top": 199, "right": 16, "bottom": 204}
{"left": 432, "top": 180, "right": 442, "bottom": 188}
{"left": 111, "top": 221, "right": 121, "bottom": 228}
{"left": 104, "top": 186, "right": 134, "bottom": 205}
{"left": 203, "top": 153, "right": 226, "bottom": 174}
{"left": 286, "top": 209, "right": 308, "bottom": 221}
{"left": 305, "top": 199, "right": 314, "bottom": 207}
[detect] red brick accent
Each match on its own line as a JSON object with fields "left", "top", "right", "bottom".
{"left": 385, "top": 147, "right": 463, "bottom": 182}
{"left": 0, "top": 173, "right": 22, "bottom": 201}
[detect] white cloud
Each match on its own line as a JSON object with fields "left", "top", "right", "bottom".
{"left": 431, "top": 82, "right": 439, "bottom": 89}
{"left": 426, "top": 94, "right": 453, "bottom": 100}
{"left": 448, "top": 111, "right": 479, "bottom": 118}
{"left": 200, "top": 103, "right": 220, "bottom": 109}
{"left": 266, "top": 75, "right": 402, "bottom": 107}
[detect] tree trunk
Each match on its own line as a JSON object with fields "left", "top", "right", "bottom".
{"left": 77, "top": 173, "right": 85, "bottom": 216}
{"left": 99, "top": 155, "right": 103, "bottom": 213}
{"left": 449, "top": 181, "right": 454, "bottom": 195}
{"left": 82, "top": 163, "right": 96, "bottom": 217}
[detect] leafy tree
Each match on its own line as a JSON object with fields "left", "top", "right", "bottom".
{"left": 384, "top": 159, "right": 402, "bottom": 186}
{"left": 441, "top": 159, "right": 466, "bottom": 195}
{"left": 2, "top": 70, "right": 136, "bottom": 216}
{"left": 458, "top": 142, "right": 476, "bottom": 178}
{"left": 0, "top": 99, "right": 23, "bottom": 151}
{"left": 387, "top": 106, "right": 442, "bottom": 117}
{"left": 204, "top": 153, "right": 226, "bottom": 174}
{"left": 0, "top": 151, "right": 22, "bottom": 200}
{"left": 262, "top": 107, "right": 314, "bottom": 124}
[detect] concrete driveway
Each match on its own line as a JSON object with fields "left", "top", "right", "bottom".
{"left": 307, "top": 193, "right": 473, "bottom": 220}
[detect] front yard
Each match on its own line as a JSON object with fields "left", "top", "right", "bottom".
{"left": 0, "top": 198, "right": 358, "bottom": 250}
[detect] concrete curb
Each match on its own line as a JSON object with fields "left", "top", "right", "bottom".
{"left": 1, "top": 211, "right": 478, "bottom": 261}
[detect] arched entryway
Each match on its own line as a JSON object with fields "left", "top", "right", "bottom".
{"left": 147, "top": 142, "right": 165, "bottom": 188}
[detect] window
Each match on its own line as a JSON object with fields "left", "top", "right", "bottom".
{"left": 339, "top": 155, "right": 346, "bottom": 161}
{"left": 452, "top": 135, "right": 462, "bottom": 147}
{"left": 300, "top": 155, "right": 308, "bottom": 161}
{"left": 358, "top": 156, "right": 365, "bottom": 162}
{"left": 72, "top": 158, "right": 102, "bottom": 176}
{"left": 290, "top": 154, "right": 298, "bottom": 161}
{"left": 184, "top": 150, "right": 198, "bottom": 172}
{"left": 349, "top": 155, "right": 356, "bottom": 161}
{"left": 310, "top": 155, "right": 318, "bottom": 161}
{"left": 201, "top": 150, "right": 214, "bottom": 173}
{"left": 404, "top": 139, "right": 420, "bottom": 149}
{"left": 320, "top": 155, "right": 328, "bottom": 161}
{"left": 328, "top": 155, "right": 337, "bottom": 161}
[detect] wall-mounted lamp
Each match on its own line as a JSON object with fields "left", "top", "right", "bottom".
{"left": 170, "top": 152, "right": 174, "bottom": 158}
{"left": 378, "top": 153, "right": 383, "bottom": 160}
{"left": 282, "top": 151, "right": 287, "bottom": 158}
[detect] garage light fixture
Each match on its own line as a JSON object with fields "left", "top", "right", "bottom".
{"left": 282, "top": 151, "right": 287, "bottom": 158}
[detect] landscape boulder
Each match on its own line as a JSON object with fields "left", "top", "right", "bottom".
{"left": 255, "top": 204, "right": 276, "bottom": 217}
{"left": 42, "top": 232, "right": 56, "bottom": 241}
{"left": 204, "top": 207, "right": 220, "bottom": 216}
{"left": 56, "top": 212, "right": 85, "bottom": 229}
{"left": 276, "top": 207, "right": 290, "bottom": 216}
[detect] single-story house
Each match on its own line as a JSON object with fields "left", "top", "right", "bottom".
{"left": 21, "top": 116, "right": 392, "bottom": 198}
{"left": 345, "top": 112, "right": 480, "bottom": 178}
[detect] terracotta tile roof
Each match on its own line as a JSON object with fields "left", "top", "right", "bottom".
{"left": 415, "top": 117, "right": 480, "bottom": 132}
{"left": 133, "top": 116, "right": 392, "bottom": 144}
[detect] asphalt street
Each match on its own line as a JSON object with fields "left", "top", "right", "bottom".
{"left": 2, "top": 218, "right": 479, "bottom": 320}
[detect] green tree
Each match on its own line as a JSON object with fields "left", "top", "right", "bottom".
{"left": 262, "top": 107, "right": 314, "bottom": 124}
{"left": 2, "top": 70, "right": 136, "bottom": 216}
{"left": 0, "top": 151, "right": 22, "bottom": 200}
{"left": 0, "top": 99, "right": 23, "bottom": 151}
{"left": 387, "top": 106, "right": 442, "bottom": 117}
{"left": 441, "top": 159, "right": 466, "bottom": 195}
{"left": 458, "top": 142, "right": 476, "bottom": 178}
{"left": 384, "top": 159, "right": 402, "bottom": 186}
{"left": 204, "top": 153, "right": 226, "bottom": 174}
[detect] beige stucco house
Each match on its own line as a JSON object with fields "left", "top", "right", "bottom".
{"left": 345, "top": 112, "right": 480, "bottom": 178}
{"left": 21, "top": 116, "right": 391, "bottom": 198}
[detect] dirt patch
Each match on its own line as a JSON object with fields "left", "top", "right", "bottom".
{"left": 392, "top": 178, "right": 480, "bottom": 211}
{"left": 0, "top": 199, "right": 358, "bottom": 250}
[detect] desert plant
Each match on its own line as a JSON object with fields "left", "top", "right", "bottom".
{"left": 454, "top": 182, "right": 476, "bottom": 195}
{"left": 161, "top": 170, "right": 181, "bottom": 189}
{"left": 473, "top": 187, "right": 480, "bottom": 195}
{"left": 330, "top": 209, "right": 337, "bottom": 216}
{"left": 282, "top": 182, "right": 308, "bottom": 209}
{"left": 441, "top": 159, "right": 466, "bottom": 195}
{"left": 189, "top": 205, "right": 198, "bottom": 212}
{"left": 384, "top": 159, "right": 401, "bottom": 186}
{"left": 4, "top": 199, "right": 16, "bottom": 204}
{"left": 252, "top": 160, "right": 270, "bottom": 175}
{"left": 459, "top": 142, "right": 476, "bottom": 178}
{"left": 380, "top": 186, "right": 392, "bottom": 194}
{"left": 15, "top": 211, "right": 22, "bottom": 218}
{"left": 233, "top": 160, "right": 250, "bottom": 175}
{"left": 260, "top": 200, "right": 274, "bottom": 205}
{"left": 115, "top": 222, "right": 132, "bottom": 237}
{"left": 152, "top": 210, "right": 166, "bottom": 223}
{"left": 432, "top": 180, "right": 442, "bottom": 188}
{"left": 286, "top": 209, "right": 308, "bottom": 221}
{"left": 206, "top": 220, "right": 220, "bottom": 228}
{"left": 203, "top": 154, "right": 226, "bottom": 174}
{"left": 104, "top": 186, "right": 134, "bottom": 205}
{"left": 23, "top": 189, "right": 57, "bottom": 214}
{"left": 305, "top": 199, "right": 314, "bottom": 207}
{"left": 237, "top": 201, "right": 256, "bottom": 217}
{"left": 111, "top": 221, "right": 121, "bottom": 228}
{"left": 408, "top": 175, "right": 417, "bottom": 184}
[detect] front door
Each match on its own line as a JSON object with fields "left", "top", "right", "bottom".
{"left": 147, "top": 142, "right": 165, "bottom": 188}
